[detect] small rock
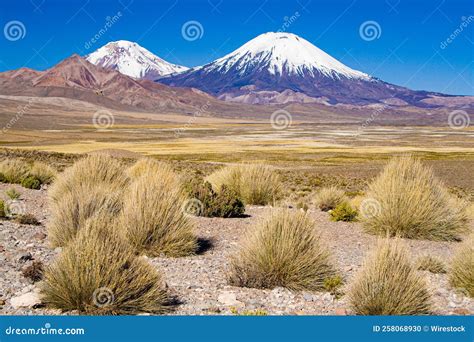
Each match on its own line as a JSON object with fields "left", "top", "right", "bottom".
{"left": 33, "top": 232, "right": 47, "bottom": 240}
{"left": 19, "top": 253, "right": 34, "bottom": 263}
{"left": 10, "top": 290, "right": 41, "bottom": 309}
{"left": 335, "top": 308, "right": 348, "bottom": 315}
{"left": 217, "top": 291, "right": 242, "bottom": 306}
{"left": 302, "top": 292, "right": 314, "bottom": 302}
{"left": 0, "top": 299, "right": 5, "bottom": 306}
{"left": 452, "top": 308, "right": 471, "bottom": 315}
{"left": 0, "top": 245, "right": 4, "bottom": 252}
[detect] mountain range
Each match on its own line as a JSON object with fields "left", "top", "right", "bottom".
{"left": 0, "top": 32, "right": 472, "bottom": 122}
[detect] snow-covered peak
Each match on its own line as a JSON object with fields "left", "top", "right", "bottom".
{"left": 86, "top": 40, "right": 188, "bottom": 80}
{"left": 205, "top": 32, "right": 370, "bottom": 80}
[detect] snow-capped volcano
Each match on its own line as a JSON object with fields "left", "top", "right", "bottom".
{"left": 159, "top": 32, "right": 429, "bottom": 105}
{"left": 206, "top": 32, "right": 370, "bottom": 80}
{"left": 86, "top": 40, "right": 188, "bottom": 80}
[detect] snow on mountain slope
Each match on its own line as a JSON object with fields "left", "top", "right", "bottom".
{"left": 86, "top": 40, "right": 188, "bottom": 80}
{"left": 206, "top": 32, "right": 370, "bottom": 80}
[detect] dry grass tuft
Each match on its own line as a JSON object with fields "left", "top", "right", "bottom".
{"left": 48, "top": 183, "right": 123, "bottom": 247}
{"left": 228, "top": 209, "right": 336, "bottom": 291}
{"left": 450, "top": 234, "right": 474, "bottom": 297}
{"left": 48, "top": 154, "right": 128, "bottom": 203}
{"left": 127, "top": 158, "right": 175, "bottom": 180}
{"left": 0, "top": 159, "right": 30, "bottom": 183}
{"left": 206, "top": 164, "right": 281, "bottom": 205}
{"left": 362, "top": 156, "right": 468, "bottom": 241}
{"left": 314, "top": 186, "right": 347, "bottom": 211}
{"left": 42, "top": 216, "right": 170, "bottom": 315}
{"left": 416, "top": 256, "right": 447, "bottom": 274}
{"left": 29, "top": 162, "right": 57, "bottom": 184}
{"left": 348, "top": 238, "right": 432, "bottom": 315}
{"left": 121, "top": 171, "right": 197, "bottom": 257}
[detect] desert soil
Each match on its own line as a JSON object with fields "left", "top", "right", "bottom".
{"left": 0, "top": 182, "right": 472, "bottom": 316}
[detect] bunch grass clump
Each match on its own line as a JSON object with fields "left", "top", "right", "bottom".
{"left": 5, "top": 188, "right": 21, "bottom": 200}
{"left": 206, "top": 164, "right": 281, "bottom": 205}
{"left": 42, "top": 217, "right": 170, "bottom": 315}
{"left": 315, "top": 186, "right": 347, "bottom": 212}
{"left": 348, "top": 238, "right": 432, "bottom": 315}
{"left": 121, "top": 171, "right": 197, "bottom": 257}
{"left": 362, "top": 156, "right": 468, "bottom": 241}
{"left": 0, "top": 159, "right": 30, "bottom": 184}
{"left": 416, "top": 255, "right": 447, "bottom": 274}
{"left": 228, "top": 209, "right": 336, "bottom": 291}
{"left": 449, "top": 234, "right": 474, "bottom": 297}
{"left": 29, "top": 162, "right": 57, "bottom": 184}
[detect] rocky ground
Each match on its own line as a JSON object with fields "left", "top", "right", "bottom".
{"left": 0, "top": 182, "right": 472, "bottom": 316}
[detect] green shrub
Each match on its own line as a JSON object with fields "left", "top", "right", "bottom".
{"left": 0, "top": 200, "right": 6, "bottom": 218}
{"left": 5, "top": 188, "right": 21, "bottom": 200}
{"left": 330, "top": 202, "right": 358, "bottom": 222}
{"left": 229, "top": 209, "right": 337, "bottom": 291}
{"left": 184, "top": 179, "right": 244, "bottom": 218}
{"left": 362, "top": 156, "right": 468, "bottom": 241}
{"left": 323, "top": 275, "right": 344, "bottom": 298}
{"left": 21, "top": 176, "right": 42, "bottom": 190}
{"left": 348, "top": 238, "right": 432, "bottom": 315}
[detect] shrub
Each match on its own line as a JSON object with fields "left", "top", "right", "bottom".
{"left": 42, "top": 217, "right": 170, "bottom": 314}
{"left": 16, "top": 213, "right": 40, "bottom": 225}
{"left": 348, "top": 238, "right": 432, "bottom": 315}
{"left": 323, "top": 275, "right": 344, "bottom": 298}
{"left": 121, "top": 172, "right": 197, "bottom": 257}
{"left": 48, "top": 183, "right": 122, "bottom": 247}
{"left": 29, "top": 162, "right": 57, "bottom": 184}
{"left": 48, "top": 154, "right": 128, "bottom": 204}
{"left": 21, "top": 176, "right": 41, "bottom": 190}
{"left": 0, "top": 159, "right": 30, "bottom": 184}
{"left": 228, "top": 209, "right": 336, "bottom": 291}
{"left": 22, "top": 261, "right": 44, "bottom": 282}
{"left": 184, "top": 179, "right": 244, "bottom": 218}
{"left": 206, "top": 164, "right": 281, "bottom": 205}
{"left": 416, "top": 256, "right": 446, "bottom": 274}
{"left": 330, "top": 202, "right": 358, "bottom": 222}
{"left": 314, "top": 186, "right": 347, "bottom": 211}
{"left": 0, "top": 200, "right": 6, "bottom": 218}
{"left": 450, "top": 234, "right": 474, "bottom": 297}
{"left": 362, "top": 156, "right": 468, "bottom": 241}
{"left": 5, "top": 188, "right": 21, "bottom": 200}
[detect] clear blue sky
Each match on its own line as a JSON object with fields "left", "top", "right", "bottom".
{"left": 0, "top": 0, "right": 473, "bottom": 95}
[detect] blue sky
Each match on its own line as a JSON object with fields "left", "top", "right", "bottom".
{"left": 0, "top": 0, "right": 473, "bottom": 95}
